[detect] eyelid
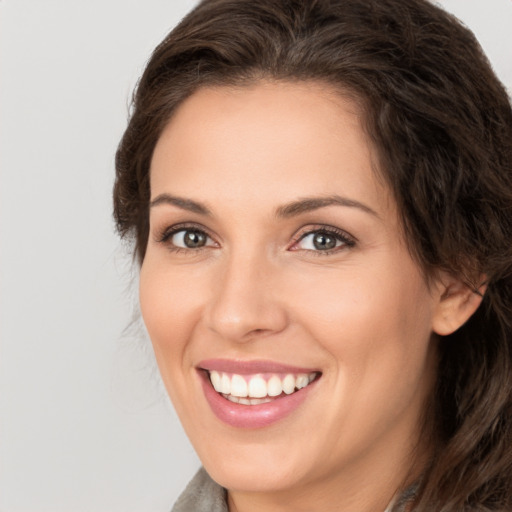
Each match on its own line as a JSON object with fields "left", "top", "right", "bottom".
{"left": 289, "top": 225, "right": 357, "bottom": 253}
{"left": 154, "top": 222, "right": 355, "bottom": 254}
{"left": 155, "top": 222, "right": 218, "bottom": 247}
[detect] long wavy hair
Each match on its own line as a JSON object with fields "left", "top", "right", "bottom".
{"left": 113, "top": 0, "right": 512, "bottom": 509}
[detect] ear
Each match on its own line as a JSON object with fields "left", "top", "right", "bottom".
{"left": 431, "top": 273, "right": 487, "bottom": 336}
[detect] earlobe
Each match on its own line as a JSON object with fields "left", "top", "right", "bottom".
{"left": 432, "top": 274, "right": 487, "bottom": 336}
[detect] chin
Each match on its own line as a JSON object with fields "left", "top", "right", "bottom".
{"left": 202, "top": 450, "right": 309, "bottom": 493}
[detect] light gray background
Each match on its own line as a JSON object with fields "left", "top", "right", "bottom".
{"left": 1, "top": 1, "right": 511, "bottom": 511}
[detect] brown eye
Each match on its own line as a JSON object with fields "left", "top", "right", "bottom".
{"left": 312, "top": 233, "right": 337, "bottom": 250}
{"left": 171, "top": 229, "right": 209, "bottom": 248}
{"left": 296, "top": 230, "right": 348, "bottom": 252}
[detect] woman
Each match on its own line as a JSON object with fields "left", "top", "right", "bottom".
{"left": 113, "top": 0, "right": 512, "bottom": 510}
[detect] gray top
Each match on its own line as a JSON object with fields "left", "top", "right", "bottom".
{"left": 172, "top": 468, "right": 228, "bottom": 512}
{"left": 171, "top": 467, "right": 417, "bottom": 512}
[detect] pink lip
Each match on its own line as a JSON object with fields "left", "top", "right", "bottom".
{"left": 197, "top": 359, "right": 320, "bottom": 429}
{"left": 198, "top": 358, "right": 319, "bottom": 375}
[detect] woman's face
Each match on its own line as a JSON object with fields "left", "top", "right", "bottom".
{"left": 140, "top": 82, "right": 441, "bottom": 500}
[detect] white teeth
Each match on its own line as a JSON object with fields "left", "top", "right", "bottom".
{"left": 220, "top": 373, "right": 231, "bottom": 394}
{"left": 210, "top": 371, "right": 222, "bottom": 392}
{"left": 231, "top": 374, "right": 248, "bottom": 397}
{"left": 248, "top": 376, "right": 267, "bottom": 398}
{"left": 296, "top": 374, "right": 309, "bottom": 389}
{"left": 209, "top": 370, "right": 318, "bottom": 403}
{"left": 267, "top": 375, "right": 283, "bottom": 397}
{"left": 250, "top": 397, "right": 273, "bottom": 405}
{"left": 282, "top": 374, "right": 296, "bottom": 394}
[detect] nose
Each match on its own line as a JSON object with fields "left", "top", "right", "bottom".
{"left": 204, "top": 252, "right": 289, "bottom": 342}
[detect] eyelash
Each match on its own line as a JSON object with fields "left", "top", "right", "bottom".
{"left": 155, "top": 223, "right": 356, "bottom": 255}
{"left": 156, "top": 223, "right": 217, "bottom": 254}
{"left": 290, "top": 225, "right": 356, "bottom": 256}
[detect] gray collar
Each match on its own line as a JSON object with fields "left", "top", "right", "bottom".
{"left": 171, "top": 468, "right": 228, "bottom": 512}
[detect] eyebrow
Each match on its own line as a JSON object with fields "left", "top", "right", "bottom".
{"left": 275, "top": 195, "right": 379, "bottom": 218}
{"left": 149, "top": 193, "right": 379, "bottom": 219}
{"left": 149, "top": 194, "right": 212, "bottom": 215}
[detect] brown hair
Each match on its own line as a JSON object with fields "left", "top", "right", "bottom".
{"left": 114, "top": 0, "right": 512, "bottom": 509}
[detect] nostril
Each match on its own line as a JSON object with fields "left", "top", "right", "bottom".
{"left": 243, "top": 327, "right": 277, "bottom": 340}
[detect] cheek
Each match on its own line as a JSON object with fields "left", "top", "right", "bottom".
{"left": 138, "top": 259, "right": 210, "bottom": 430}
{"left": 288, "top": 258, "right": 435, "bottom": 375}
{"left": 139, "top": 261, "right": 204, "bottom": 364}
{"left": 287, "top": 263, "right": 436, "bottom": 449}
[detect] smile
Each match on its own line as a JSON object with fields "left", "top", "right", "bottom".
{"left": 208, "top": 371, "right": 317, "bottom": 405}
{"left": 198, "top": 360, "right": 321, "bottom": 428}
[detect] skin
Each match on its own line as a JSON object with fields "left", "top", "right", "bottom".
{"left": 140, "top": 81, "right": 482, "bottom": 512}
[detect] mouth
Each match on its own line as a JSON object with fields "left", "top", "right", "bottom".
{"left": 208, "top": 370, "right": 319, "bottom": 405}
{"left": 197, "top": 359, "right": 321, "bottom": 428}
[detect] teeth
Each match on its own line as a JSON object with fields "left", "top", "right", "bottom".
{"left": 248, "top": 376, "right": 267, "bottom": 398}
{"left": 209, "top": 370, "right": 318, "bottom": 402}
{"left": 231, "top": 374, "right": 248, "bottom": 397}
{"left": 220, "top": 373, "right": 231, "bottom": 394}
{"left": 250, "top": 397, "right": 273, "bottom": 405}
{"left": 267, "top": 375, "right": 282, "bottom": 397}
{"left": 296, "top": 374, "right": 309, "bottom": 389}
{"left": 222, "top": 395, "right": 274, "bottom": 405}
{"left": 210, "top": 370, "right": 221, "bottom": 391}
{"left": 282, "top": 374, "right": 296, "bottom": 394}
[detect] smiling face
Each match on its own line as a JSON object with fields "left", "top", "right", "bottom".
{"left": 140, "top": 81, "right": 442, "bottom": 510}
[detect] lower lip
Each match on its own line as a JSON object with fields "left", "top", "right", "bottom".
{"left": 199, "top": 371, "right": 317, "bottom": 429}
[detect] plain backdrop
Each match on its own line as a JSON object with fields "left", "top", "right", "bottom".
{"left": 0, "top": 1, "right": 511, "bottom": 511}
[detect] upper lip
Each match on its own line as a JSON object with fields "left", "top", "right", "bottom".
{"left": 197, "top": 358, "right": 320, "bottom": 375}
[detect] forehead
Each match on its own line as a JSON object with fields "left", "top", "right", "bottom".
{"left": 150, "top": 81, "right": 392, "bottom": 217}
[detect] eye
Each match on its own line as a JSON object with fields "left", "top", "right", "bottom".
{"left": 157, "top": 225, "right": 217, "bottom": 251}
{"left": 291, "top": 227, "right": 355, "bottom": 253}
{"left": 172, "top": 229, "right": 209, "bottom": 249}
